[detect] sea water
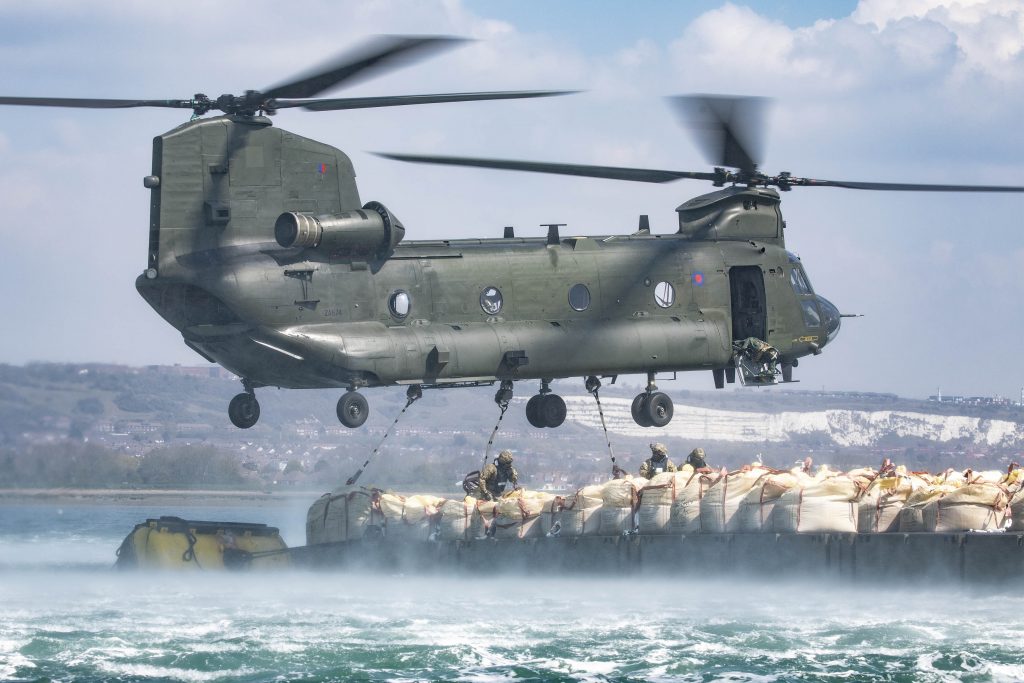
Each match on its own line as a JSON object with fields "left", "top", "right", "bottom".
{"left": 1, "top": 502, "right": 1023, "bottom": 682}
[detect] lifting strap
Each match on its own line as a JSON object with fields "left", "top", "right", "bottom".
{"left": 481, "top": 400, "right": 510, "bottom": 471}
{"left": 587, "top": 377, "right": 620, "bottom": 476}
{"left": 346, "top": 387, "right": 421, "bottom": 486}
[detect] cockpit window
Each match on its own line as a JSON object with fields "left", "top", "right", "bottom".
{"left": 818, "top": 296, "right": 842, "bottom": 343}
{"left": 801, "top": 300, "right": 821, "bottom": 327}
{"left": 790, "top": 267, "right": 813, "bottom": 295}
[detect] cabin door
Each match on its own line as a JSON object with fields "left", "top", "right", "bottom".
{"left": 729, "top": 266, "right": 766, "bottom": 342}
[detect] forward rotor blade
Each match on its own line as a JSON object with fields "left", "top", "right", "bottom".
{"left": 670, "top": 95, "right": 768, "bottom": 172}
{"left": 279, "top": 89, "right": 579, "bottom": 111}
{"left": 262, "top": 35, "right": 467, "bottom": 100}
{"left": 790, "top": 177, "right": 1024, "bottom": 192}
{"left": 375, "top": 152, "right": 719, "bottom": 183}
{"left": 0, "top": 96, "right": 192, "bottom": 109}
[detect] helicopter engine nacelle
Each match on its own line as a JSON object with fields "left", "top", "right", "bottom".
{"left": 274, "top": 201, "right": 405, "bottom": 257}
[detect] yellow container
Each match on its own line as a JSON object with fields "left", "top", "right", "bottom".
{"left": 116, "top": 517, "right": 289, "bottom": 570}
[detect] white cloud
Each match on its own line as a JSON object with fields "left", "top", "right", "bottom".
{"left": 854, "top": 0, "right": 1024, "bottom": 78}
{"left": 670, "top": 2, "right": 967, "bottom": 96}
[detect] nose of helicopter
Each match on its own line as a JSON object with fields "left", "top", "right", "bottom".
{"left": 817, "top": 296, "right": 841, "bottom": 346}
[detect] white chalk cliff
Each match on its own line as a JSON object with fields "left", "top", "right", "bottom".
{"left": 561, "top": 396, "right": 1024, "bottom": 447}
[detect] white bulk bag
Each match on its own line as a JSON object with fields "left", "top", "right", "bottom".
{"left": 670, "top": 469, "right": 723, "bottom": 533}
{"left": 769, "top": 475, "right": 862, "bottom": 533}
{"left": 491, "top": 490, "right": 557, "bottom": 540}
{"left": 733, "top": 470, "right": 799, "bottom": 533}
{"left": 599, "top": 476, "right": 646, "bottom": 535}
{"left": 553, "top": 484, "right": 605, "bottom": 537}
{"left": 701, "top": 466, "right": 770, "bottom": 533}
{"left": 923, "top": 482, "right": 1009, "bottom": 532}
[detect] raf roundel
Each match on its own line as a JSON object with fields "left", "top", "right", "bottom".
{"left": 692, "top": 272, "right": 704, "bottom": 287}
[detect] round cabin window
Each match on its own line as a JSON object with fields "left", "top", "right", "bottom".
{"left": 568, "top": 283, "right": 591, "bottom": 312}
{"left": 389, "top": 290, "right": 410, "bottom": 319}
{"left": 480, "top": 286, "right": 503, "bottom": 315}
{"left": 654, "top": 281, "right": 675, "bottom": 308}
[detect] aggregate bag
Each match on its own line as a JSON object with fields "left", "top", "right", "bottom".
{"left": 701, "top": 466, "right": 770, "bottom": 533}
{"left": 437, "top": 497, "right": 476, "bottom": 541}
{"left": 552, "top": 484, "right": 604, "bottom": 537}
{"left": 379, "top": 493, "right": 444, "bottom": 541}
{"left": 491, "top": 489, "right": 557, "bottom": 540}
{"left": 733, "top": 470, "right": 799, "bottom": 533}
{"left": 599, "top": 477, "right": 646, "bottom": 535}
{"left": 306, "top": 494, "right": 330, "bottom": 545}
{"left": 769, "top": 475, "right": 862, "bottom": 533}
{"left": 472, "top": 498, "right": 500, "bottom": 539}
{"left": 637, "top": 471, "right": 691, "bottom": 535}
{"left": 305, "top": 485, "right": 381, "bottom": 544}
{"left": 965, "top": 469, "right": 1006, "bottom": 485}
{"left": 923, "top": 482, "right": 1009, "bottom": 532}
{"left": 858, "top": 469, "right": 924, "bottom": 533}
{"left": 670, "top": 468, "right": 723, "bottom": 533}
{"left": 898, "top": 482, "right": 959, "bottom": 532}
{"left": 1011, "top": 487, "right": 1024, "bottom": 532}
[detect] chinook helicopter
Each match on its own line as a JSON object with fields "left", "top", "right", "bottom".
{"left": 5, "top": 36, "right": 1023, "bottom": 432}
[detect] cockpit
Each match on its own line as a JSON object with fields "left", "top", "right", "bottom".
{"left": 787, "top": 252, "right": 841, "bottom": 348}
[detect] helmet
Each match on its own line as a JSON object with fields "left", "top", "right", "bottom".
{"left": 497, "top": 450, "right": 514, "bottom": 465}
{"left": 650, "top": 443, "right": 668, "bottom": 456}
{"left": 686, "top": 447, "right": 707, "bottom": 467}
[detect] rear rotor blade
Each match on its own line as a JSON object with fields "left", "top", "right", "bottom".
{"left": 375, "top": 152, "right": 719, "bottom": 183}
{"left": 262, "top": 35, "right": 467, "bottom": 100}
{"left": 0, "top": 96, "right": 193, "bottom": 109}
{"left": 279, "top": 89, "right": 578, "bottom": 111}
{"left": 670, "top": 95, "right": 768, "bottom": 172}
{"left": 789, "top": 177, "right": 1024, "bottom": 192}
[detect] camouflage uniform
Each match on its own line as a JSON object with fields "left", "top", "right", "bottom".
{"left": 476, "top": 449, "right": 519, "bottom": 500}
{"left": 738, "top": 337, "right": 780, "bottom": 376}
{"left": 685, "top": 447, "right": 708, "bottom": 469}
{"left": 639, "top": 443, "right": 677, "bottom": 479}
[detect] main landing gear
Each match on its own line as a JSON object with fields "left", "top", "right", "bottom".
{"left": 337, "top": 389, "right": 369, "bottom": 428}
{"left": 224, "top": 381, "right": 389, "bottom": 430}
{"left": 228, "top": 380, "right": 260, "bottom": 429}
{"left": 525, "top": 378, "right": 566, "bottom": 429}
{"left": 631, "top": 372, "right": 674, "bottom": 428}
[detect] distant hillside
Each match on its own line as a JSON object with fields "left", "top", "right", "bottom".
{"left": 1, "top": 362, "right": 1022, "bottom": 491}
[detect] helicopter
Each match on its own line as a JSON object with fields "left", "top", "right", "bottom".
{"left": 5, "top": 35, "right": 1023, "bottom": 432}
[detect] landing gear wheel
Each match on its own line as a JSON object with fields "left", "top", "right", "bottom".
{"left": 539, "top": 394, "right": 566, "bottom": 428}
{"left": 337, "top": 391, "right": 369, "bottom": 428}
{"left": 631, "top": 393, "right": 653, "bottom": 428}
{"left": 228, "top": 393, "right": 260, "bottom": 429}
{"left": 525, "top": 395, "right": 545, "bottom": 428}
{"left": 644, "top": 391, "right": 674, "bottom": 428}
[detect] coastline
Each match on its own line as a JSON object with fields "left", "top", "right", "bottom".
{"left": 0, "top": 488, "right": 323, "bottom": 507}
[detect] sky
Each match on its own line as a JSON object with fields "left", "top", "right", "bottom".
{"left": 1, "top": 0, "right": 1023, "bottom": 400}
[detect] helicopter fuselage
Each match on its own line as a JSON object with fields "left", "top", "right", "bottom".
{"left": 135, "top": 115, "right": 840, "bottom": 428}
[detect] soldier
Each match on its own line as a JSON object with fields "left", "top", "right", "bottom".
{"left": 476, "top": 449, "right": 519, "bottom": 500}
{"left": 685, "top": 447, "right": 709, "bottom": 470}
{"left": 639, "top": 443, "right": 677, "bottom": 479}
{"left": 736, "top": 337, "right": 781, "bottom": 378}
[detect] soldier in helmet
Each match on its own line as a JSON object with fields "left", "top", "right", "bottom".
{"left": 639, "top": 443, "right": 677, "bottom": 479}
{"left": 685, "top": 447, "right": 710, "bottom": 470}
{"left": 476, "top": 449, "right": 520, "bottom": 500}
